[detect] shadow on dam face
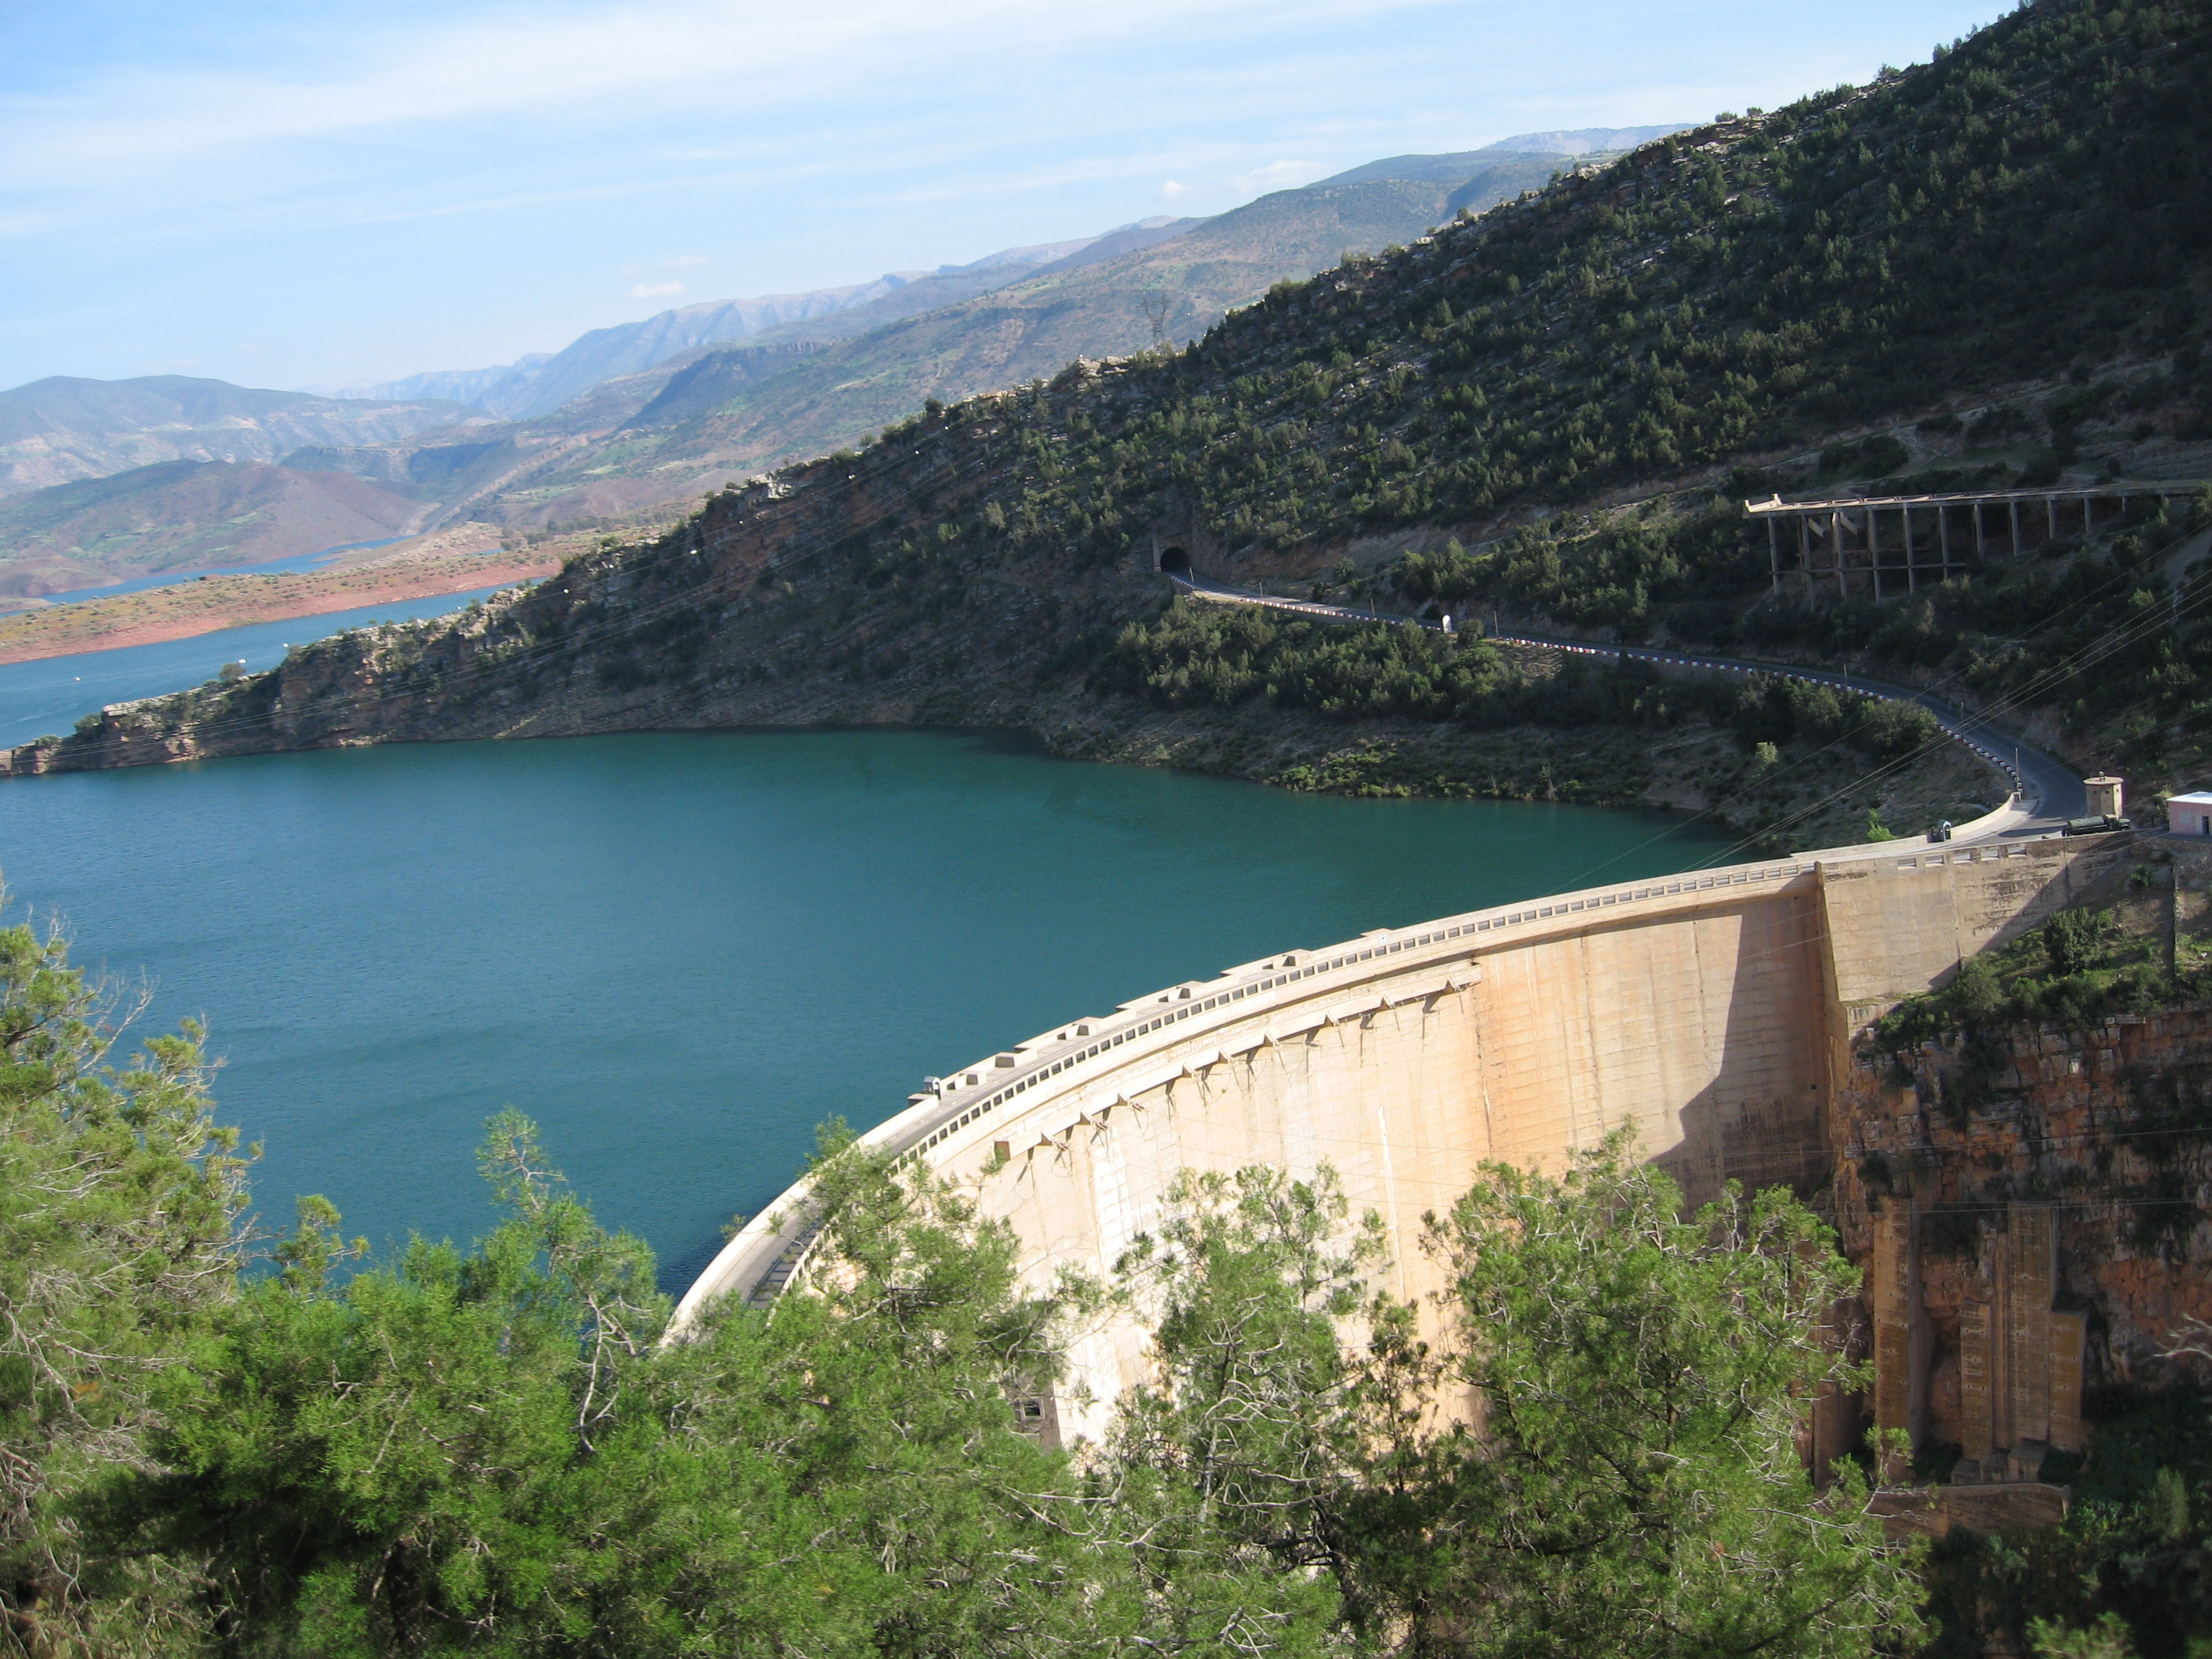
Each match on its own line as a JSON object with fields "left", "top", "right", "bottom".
{"left": 1649, "top": 889, "right": 1833, "bottom": 1204}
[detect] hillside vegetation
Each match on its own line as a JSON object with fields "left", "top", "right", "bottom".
{"left": 15, "top": 0, "right": 2212, "bottom": 850}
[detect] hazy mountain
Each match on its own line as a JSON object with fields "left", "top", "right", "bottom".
{"left": 621, "top": 343, "right": 825, "bottom": 429}
{"left": 0, "top": 376, "right": 477, "bottom": 499}
{"left": 282, "top": 179, "right": 1468, "bottom": 534}
{"left": 494, "top": 135, "right": 1668, "bottom": 481}
{"left": 1320, "top": 150, "right": 1569, "bottom": 186}
{"left": 346, "top": 354, "right": 559, "bottom": 417}
{"left": 1483, "top": 125, "right": 1691, "bottom": 154}
{"left": 1318, "top": 130, "right": 1691, "bottom": 210}
{"left": 35, "top": 130, "right": 1691, "bottom": 554}
{"left": 319, "top": 132, "right": 1656, "bottom": 449}
{"left": 344, "top": 284, "right": 891, "bottom": 420}
{"left": 338, "top": 225, "right": 1190, "bottom": 421}
{"left": 431, "top": 155, "right": 1596, "bottom": 518}
{"left": 598, "top": 179, "right": 1470, "bottom": 483}
{"left": 734, "top": 217, "right": 1207, "bottom": 354}
{"left": 0, "top": 459, "right": 426, "bottom": 595}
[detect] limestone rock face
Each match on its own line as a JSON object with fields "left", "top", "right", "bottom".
{"left": 1833, "top": 1002, "right": 2212, "bottom": 1475}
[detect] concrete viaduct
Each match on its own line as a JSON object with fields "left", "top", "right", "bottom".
{"left": 1749, "top": 482, "right": 2206, "bottom": 602}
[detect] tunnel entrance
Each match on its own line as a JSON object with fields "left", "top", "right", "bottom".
{"left": 1158, "top": 547, "right": 1192, "bottom": 577}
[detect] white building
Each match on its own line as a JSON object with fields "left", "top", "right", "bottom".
{"left": 2168, "top": 791, "right": 2212, "bottom": 837}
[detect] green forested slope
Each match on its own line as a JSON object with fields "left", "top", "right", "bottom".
{"left": 960, "top": 0, "right": 2209, "bottom": 564}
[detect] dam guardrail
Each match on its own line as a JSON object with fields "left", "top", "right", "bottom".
{"left": 668, "top": 828, "right": 2062, "bottom": 1334}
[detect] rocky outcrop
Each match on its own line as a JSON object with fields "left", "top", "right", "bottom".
{"left": 1838, "top": 1007, "right": 2212, "bottom": 1433}
{"left": 1829, "top": 847, "right": 2212, "bottom": 1506}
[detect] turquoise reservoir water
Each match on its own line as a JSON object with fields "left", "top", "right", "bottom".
{"left": 0, "top": 729, "right": 1733, "bottom": 1288}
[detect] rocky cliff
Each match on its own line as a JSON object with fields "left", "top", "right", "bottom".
{"left": 1832, "top": 838, "right": 2212, "bottom": 1490}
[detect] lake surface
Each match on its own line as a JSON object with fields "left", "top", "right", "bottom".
{"left": 0, "top": 585, "right": 518, "bottom": 748}
{"left": 0, "top": 729, "right": 1734, "bottom": 1289}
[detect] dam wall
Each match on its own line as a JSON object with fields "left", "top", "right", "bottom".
{"left": 676, "top": 834, "right": 2128, "bottom": 1446}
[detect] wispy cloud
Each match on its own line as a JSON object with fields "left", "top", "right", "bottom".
{"left": 627, "top": 281, "right": 685, "bottom": 298}
{"left": 8, "top": 0, "right": 1424, "bottom": 181}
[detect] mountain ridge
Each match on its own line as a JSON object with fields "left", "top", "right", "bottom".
{"left": 1317, "top": 125, "right": 1689, "bottom": 185}
{"left": 331, "top": 220, "right": 1202, "bottom": 421}
{"left": 321, "top": 130, "right": 1672, "bottom": 433}
{"left": 306, "top": 157, "right": 1598, "bottom": 536}
{"left": 0, "top": 459, "right": 427, "bottom": 595}
{"left": 0, "top": 376, "right": 476, "bottom": 500}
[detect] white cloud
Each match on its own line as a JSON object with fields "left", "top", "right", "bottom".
{"left": 628, "top": 280, "right": 685, "bottom": 298}
{"left": 1159, "top": 179, "right": 1190, "bottom": 199}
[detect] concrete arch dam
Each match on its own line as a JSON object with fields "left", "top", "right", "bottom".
{"left": 675, "top": 835, "right": 2128, "bottom": 1444}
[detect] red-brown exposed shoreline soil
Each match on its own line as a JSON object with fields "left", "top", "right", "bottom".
{"left": 0, "top": 556, "right": 560, "bottom": 665}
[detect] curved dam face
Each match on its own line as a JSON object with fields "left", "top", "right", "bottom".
{"left": 678, "top": 835, "right": 2130, "bottom": 1444}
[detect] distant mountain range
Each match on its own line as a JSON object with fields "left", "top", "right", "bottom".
{"left": 1317, "top": 125, "right": 1686, "bottom": 189}
{"left": 330, "top": 219, "right": 1200, "bottom": 421}
{"left": 601, "top": 175, "right": 1524, "bottom": 489}
{"left": 0, "top": 460, "right": 425, "bottom": 596}
{"left": 0, "top": 127, "right": 1689, "bottom": 588}
{"left": 0, "top": 377, "right": 474, "bottom": 498}
{"left": 325, "top": 127, "right": 1684, "bottom": 426}
{"left": 1483, "top": 125, "right": 1691, "bottom": 155}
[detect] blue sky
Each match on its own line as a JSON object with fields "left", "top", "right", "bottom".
{"left": 1, "top": 0, "right": 2009, "bottom": 395}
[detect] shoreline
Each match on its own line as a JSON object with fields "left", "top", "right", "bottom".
{"left": 0, "top": 555, "right": 559, "bottom": 665}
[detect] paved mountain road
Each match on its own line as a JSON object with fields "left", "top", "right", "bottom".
{"left": 1169, "top": 571, "right": 2089, "bottom": 842}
